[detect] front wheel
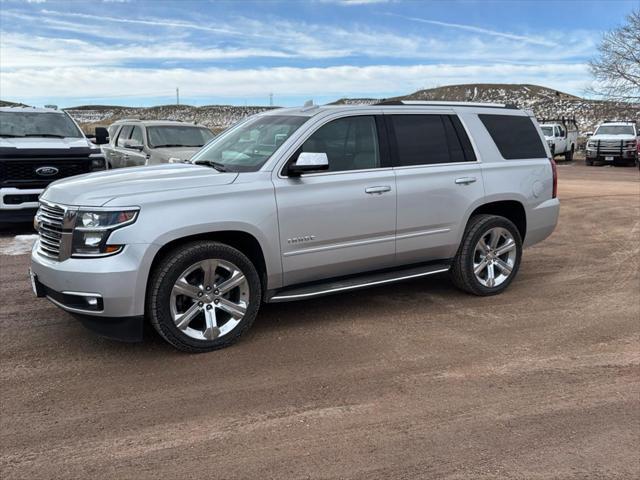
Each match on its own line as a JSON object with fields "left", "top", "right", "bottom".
{"left": 147, "top": 241, "right": 262, "bottom": 352}
{"left": 450, "top": 215, "right": 522, "bottom": 296}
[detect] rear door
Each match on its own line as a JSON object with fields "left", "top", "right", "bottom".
{"left": 273, "top": 114, "right": 397, "bottom": 286}
{"left": 388, "top": 113, "right": 485, "bottom": 265}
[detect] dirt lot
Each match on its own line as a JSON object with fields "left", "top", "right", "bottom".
{"left": 1, "top": 161, "right": 638, "bottom": 479}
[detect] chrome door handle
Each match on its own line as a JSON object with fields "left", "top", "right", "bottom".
{"left": 455, "top": 177, "right": 477, "bottom": 185}
{"left": 365, "top": 186, "right": 392, "bottom": 194}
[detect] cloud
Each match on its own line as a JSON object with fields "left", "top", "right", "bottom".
{"left": 0, "top": 63, "right": 591, "bottom": 103}
{"left": 387, "top": 13, "right": 555, "bottom": 47}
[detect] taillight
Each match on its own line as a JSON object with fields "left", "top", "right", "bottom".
{"left": 550, "top": 158, "right": 558, "bottom": 199}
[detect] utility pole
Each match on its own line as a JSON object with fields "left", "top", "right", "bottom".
{"left": 176, "top": 87, "right": 180, "bottom": 105}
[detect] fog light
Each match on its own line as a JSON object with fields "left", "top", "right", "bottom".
{"left": 86, "top": 297, "right": 99, "bottom": 308}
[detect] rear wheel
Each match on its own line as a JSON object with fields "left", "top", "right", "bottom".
{"left": 148, "top": 241, "right": 262, "bottom": 352}
{"left": 450, "top": 215, "right": 522, "bottom": 296}
{"left": 565, "top": 145, "right": 574, "bottom": 161}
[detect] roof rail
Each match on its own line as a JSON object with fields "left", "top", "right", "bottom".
{"left": 374, "top": 100, "right": 517, "bottom": 109}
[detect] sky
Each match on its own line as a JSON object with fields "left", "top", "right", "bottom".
{"left": 0, "top": 0, "right": 637, "bottom": 108}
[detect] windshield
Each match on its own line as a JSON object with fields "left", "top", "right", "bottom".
{"left": 541, "top": 126, "right": 553, "bottom": 136}
{"left": 147, "top": 125, "right": 215, "bottom": 148}
{"left": 191, "top": 115, "right": 308, "bottom": 172}
{"left": 595, "top": 125, "right": 635, "bottom": 136}
{"left": 0, "top": 111, "right": 83, "bottom": 138}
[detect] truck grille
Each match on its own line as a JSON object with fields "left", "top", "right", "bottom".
{"left": 594, "top": 140, "right": 635, "bottom": 154}
{"left": 0, "top": 158, "right": 92, "bottom": 189}
{"left": 36, "top": 203, "right": 66, "bottom": 259}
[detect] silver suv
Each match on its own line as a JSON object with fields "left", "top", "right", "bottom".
{"left": 101, "top": 120, "right": 214, "bottom": 168}
{"left": 30, "top": 102, "right": 559, "bottom": 352}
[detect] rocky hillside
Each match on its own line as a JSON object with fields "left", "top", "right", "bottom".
{"left": 66, "top": 104, "right": 277, "bottom": 134}
{"left": 389, "top": 84, "right": 639, "bottom": 133}
{"left": 4, "top": 84, "right": 637, "bottom": 135}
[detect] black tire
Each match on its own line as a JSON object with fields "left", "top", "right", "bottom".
{"left": 586, "top": 158, "right": 593, "bottom": 166}
{"left": 450, "top": 214, "right": 522, "bottom": 296}
{"left": 147, "top": 241, "right": 262, "bottom": 352}
{"left": 565, "top": 145, "right": 574, "bottom": 161}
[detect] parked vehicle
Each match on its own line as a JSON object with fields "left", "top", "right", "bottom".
{"left": 0, "top": 107, "right": 106, "bottom": 224}
{"left": 539, "top": 116, "right": 578, "bottom": 161}
{"left": 30, "top": 101, "right": 559, "bottom": 352}
{"left": 586, "top": 121, "right": 638, "bottom": 166}
{"left": 98, "top": 120, "right": 214, "bottom": 168}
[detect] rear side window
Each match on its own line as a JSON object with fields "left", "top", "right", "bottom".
{"left": 389, "top": 114, "right": 475, "bottom": 166}
{"left": 390, "top": 115, "right": 449, "bottom": 166}
{"left": 479, "top": 114, "right": 547, "bottom": 159}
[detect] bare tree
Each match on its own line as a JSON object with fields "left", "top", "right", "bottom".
{"left": 589, "top": 9, "right": 640, "bottom": 102}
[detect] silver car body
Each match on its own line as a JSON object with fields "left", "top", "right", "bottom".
{"left": 31, "top": 103, "right": 559, "bottom": 324}
{"left": 102, "top": 120, "right": 214, "bottom": 168}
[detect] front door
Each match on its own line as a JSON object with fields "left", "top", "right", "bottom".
{"left": 273, "top": 115, "right": 397, "bottom": 286}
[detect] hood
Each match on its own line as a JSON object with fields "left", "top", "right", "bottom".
{"left": 41, "top": 163, "right": 238, "bottom": 207}
{"left": 589, "top": 133, "right": 636, "bottom": 141}
{"left": 0, "top": 136, "right": 94, "bottom": 150}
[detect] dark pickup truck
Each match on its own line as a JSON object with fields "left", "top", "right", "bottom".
{"left": 0, "top": 107, "right": 106, "bottom": 224}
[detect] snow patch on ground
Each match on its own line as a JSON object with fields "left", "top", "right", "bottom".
{"left": 0, "top": 235, "right": 38, "bottom": 256}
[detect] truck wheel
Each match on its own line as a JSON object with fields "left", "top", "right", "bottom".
{"left": 565, "top": 145, "right": 574, "bottom": 161}
{"left": 147, "top": 241, "right": 262, "bottom": 352}
{"left": 586, "top": 158, "right": 593, "bottom": 166}
{"left": 450, "top": 215, "right": 522, "bottom": 296}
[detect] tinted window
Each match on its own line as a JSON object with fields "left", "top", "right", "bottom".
{"left": 130, "top": 126, "right": 144, "bottom": 145}
{"left": 300, "top": 116, "right": 380, "bottom": 172}
{"left": 390, "top": 115, "right": 449, "bottom": 166}
{"left": 594, "top": 125, "right": 635, "bottom": 135}
{"left": 116, "top": 125, "right": 133, "bottom": 147}
{"left": 0, "top": 112, "right": 82, "bottom": 138}
{"left": 147, "top": 126, "right": 214, "bottom": 148}
{"left": 479, "top": 114, "right": 547, "bottom": 159}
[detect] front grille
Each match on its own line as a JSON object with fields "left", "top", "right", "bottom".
{"left": 0, "top": 159, "right": 92, "bottom": 189}
{"left": 36, "top": 203, "right": 65, "bottom": 259}
{"left": 592, "top": 140, "right": 635, "bottom": 154}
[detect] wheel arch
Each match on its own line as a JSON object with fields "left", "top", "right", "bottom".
{"left": 467, "top": 200, "right": 527, "bottom": 241}
{"left": 147, "top": 230, "right": 269, "bottom": 295}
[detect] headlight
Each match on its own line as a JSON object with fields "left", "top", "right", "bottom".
{"left": 71, "top": 209, "right": 138, "bottom": 257}
{"left": 89, "top": 153, "right": 106, "bottom": 171}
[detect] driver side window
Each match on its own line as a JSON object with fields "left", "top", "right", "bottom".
{"left": 116, "top": 125, "right": 133, "bottom": 147}
{"left": 300, "top": 116, "right": 380, "bottom": 172}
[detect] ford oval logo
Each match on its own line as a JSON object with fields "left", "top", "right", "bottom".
{"left": 35, "top": 166, "right": 59, "bottom": 177}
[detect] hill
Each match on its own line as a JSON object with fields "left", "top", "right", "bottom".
{"left": 390, "top": 84, "right": 638, "bottom": 133}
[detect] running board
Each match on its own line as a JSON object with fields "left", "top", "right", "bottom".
{"left": 267, "top": 262, "right": 451, "bottom": 303}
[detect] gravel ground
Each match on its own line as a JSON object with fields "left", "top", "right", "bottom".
{"left": 1, "top": 161, "right": 638, "bottom": 479}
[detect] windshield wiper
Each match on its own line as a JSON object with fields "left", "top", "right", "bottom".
{"left": 0, "top": 134, "right": 25, "bottom": 137}
{"left": 194, "top": 160, "right": 228, "bottom": 172}
{"left": 24, "top": 133, "right": 67, "bottom": 138}
{"left": 153, "top": 143, "right": 185, "bottom": 148}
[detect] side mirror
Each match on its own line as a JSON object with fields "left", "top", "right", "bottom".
{"left": 123, "top": 139, "right": 144, "bottom": 151}
{"left": 288, "top": 152, "right": 329, "bottom": 176}
{"left": 94, "top": 127, "right": 109, "bottom": 145}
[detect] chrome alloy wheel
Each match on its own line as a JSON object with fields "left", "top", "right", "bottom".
{"left": 170, "top": 259, "right": 250, "bottom": 341}
{"left": 473, "top": 227, "right": 517, "bottom": 288}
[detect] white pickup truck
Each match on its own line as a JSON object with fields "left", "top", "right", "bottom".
{"left": 585, "top": 121, "right": 638, "bottom": 167}
{"left": 539, "top": 117, "right": 578, "bottom": 161}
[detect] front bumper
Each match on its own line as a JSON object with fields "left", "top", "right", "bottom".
{"left": 31, "top": 240, "right": 151, "bottom": 318}
{"left": 30, "top": 240, "right": 154, "bottom": 339}
{"left": 586, "top": 150, "right": 637, "bottom": 162}
{"left": 0, "top": 187, "right": 42, "bottom": 223}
